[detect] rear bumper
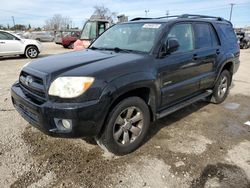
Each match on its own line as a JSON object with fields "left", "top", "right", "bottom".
{"left": 11, "top": 82, "right": 108, "bottom": 138}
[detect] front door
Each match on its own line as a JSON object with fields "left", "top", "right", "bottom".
{"left": 158, "top": 23, "right": 200, "bottom": 108}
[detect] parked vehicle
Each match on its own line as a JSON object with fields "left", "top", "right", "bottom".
{"left": 74, "top": 18, "right": 110, "bottom": 50}
{"left": 0, "top": 30, "right": 42, "bottom": 58}
{"left": 237, "top": 31, "right": 250, "bottom": 49}
{"left": 54, "top": 30, "right": 80, "bottom": 45}
{"left": 11, "top": 14, "right": 240, "bottom": 155}
{"left": 62, "top": 31, "right": 80, "bottom": 49}
{"left": 54, "top": 32, "right": 66, "bottom": 45}
{"left": 31, "top": 32, "right": 54, "bottom": 42}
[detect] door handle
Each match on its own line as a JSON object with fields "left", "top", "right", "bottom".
{"left": 0, "top": 42, "right": 5, "bottom": 44}
{"left": 193, "top": 54, "right": 198, "bottom": 61}
{"left": 216, "top": 49, "right": 220, "bottom": 55}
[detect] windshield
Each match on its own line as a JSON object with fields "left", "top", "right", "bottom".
{"left": 90, "top": 23, "right": 163, "bottom": 53}
{"left": 80, "top": 21, "right": 97, "bottom": 40}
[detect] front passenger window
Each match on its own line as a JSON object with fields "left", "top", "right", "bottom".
{"left": 167, "top": 24, "right": 194, "bottom": 53}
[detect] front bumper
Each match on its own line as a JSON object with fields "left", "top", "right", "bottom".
{"left": 11, "top": 83, "right": 108, "bottom": 138}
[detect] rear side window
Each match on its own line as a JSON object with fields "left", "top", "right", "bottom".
{"left": 217, "top": 23, "right": 237, "bottom": 44}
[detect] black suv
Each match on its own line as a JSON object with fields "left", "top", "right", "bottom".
{"left": 11, "top": 14, "right": 240, "bottom": 155}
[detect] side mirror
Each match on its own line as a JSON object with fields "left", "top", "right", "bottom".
{"left": 166, "top": 38, "right": 180, "bottom": 54}
{"left": 160, "top": 38, "right": 180, "bottom": 57}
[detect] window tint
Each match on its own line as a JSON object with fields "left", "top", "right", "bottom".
{"left": 167, "top": 24, "right": 194, "bottom": 53}
{"left": 194, "top": 23, "right": 212, "bottom": 48}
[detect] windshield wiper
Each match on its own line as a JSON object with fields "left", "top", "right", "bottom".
{"left": 89, "top": 46, "right": 145, "bottom": 54}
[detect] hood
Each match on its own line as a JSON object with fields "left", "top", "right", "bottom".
{"left": 27, "top": 50, "right": 116, "bottom": 75}
{"left": 26, "top": 50, "right": 146, "bottom": 79}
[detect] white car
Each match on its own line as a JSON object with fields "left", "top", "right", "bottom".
{"left": 0, "top": 30, "right": 42, "bottom": 58}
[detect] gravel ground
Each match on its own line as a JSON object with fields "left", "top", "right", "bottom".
{"left": 0, "top": 43, "right": 250, "bottom": 188}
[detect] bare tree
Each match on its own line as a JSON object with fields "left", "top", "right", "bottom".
{"left": 45, "top": 14, "right": 72, "bottom": 30}
{"left": 93, "top": 5, "right": 117, "bottom": 23}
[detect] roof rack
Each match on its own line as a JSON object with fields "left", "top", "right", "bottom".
{"left": 130, "top": 14, "right": 231, "bottom": 24}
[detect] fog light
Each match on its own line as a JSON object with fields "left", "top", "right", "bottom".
{"left": 54, "top": 118, "right": 72, "bottom": 131}
{"left": 62, "top": 119, "right": 72, "bottom": 129}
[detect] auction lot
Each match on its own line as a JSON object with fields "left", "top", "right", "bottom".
{"left": 0, "top": 43, "right": 250, "bottom": 187}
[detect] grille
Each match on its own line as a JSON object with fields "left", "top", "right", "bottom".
{"left": 19, "top": 71, "right": 46, "bottom": 104}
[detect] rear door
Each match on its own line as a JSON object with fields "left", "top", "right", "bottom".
{"left": 193, "top": 22, "right": 221, "bottom": 90}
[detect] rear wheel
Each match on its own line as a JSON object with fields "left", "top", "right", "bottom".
{"left": 68, "top": 42, "right": 74, "bottom": 49}
{"left": 243, "top": 42, "right": 248, "bottom": 49}
{"left": 96, "top": 97, "right": 150, "bottom": 155}
{"left": 210, "top": 70, "right": 231, "bottom": 104}
{"left": 25, "top": 46, "right": 39, "bottom": 58}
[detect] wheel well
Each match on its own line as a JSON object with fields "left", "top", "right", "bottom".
{"left": 221, "top": 62, "right": 233, "bottom": 84}
{"left": 25, "top": 45, "right": 39, "bottom": 53}
{"left": 222, "top": 62, "right": 233, "bottom": 75}
{"left": 98, "top": 87, "right": 154, "bottom": 137}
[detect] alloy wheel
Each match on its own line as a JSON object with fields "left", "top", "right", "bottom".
{"left": 113, "top": 106, "right": 143, "bottom": 145}
{"left": 218, "top": 75, "right": 228, "bottom": 98}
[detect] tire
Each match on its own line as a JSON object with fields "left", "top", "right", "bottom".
{"left": 96, "top": 97, "right": 150, "bottom": 155}
{"left": 36, "top": 38, "right": 41, "bottom": 42}
{"left": 25, "top": 46, "right": 39, "bottom": 59}
{"left": 68, "top": 42, "right": 74, "bottom": 49}
{"left": 63, "top": 45, "right": 68, "bottom": 48}
{"left": 243, "top": 43, "right": 248, "bottom": 49}
{"left": 210, "top": 70, "right": 231, "bottom": 104}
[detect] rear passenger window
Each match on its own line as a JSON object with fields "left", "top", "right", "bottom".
{"left": 167, "top": 24, "right": 194, "bottom": 53}
{"left": 194, "top": 23, "right": 212, "bottom": 49}
{"left": 210, "top": 26, "right": 220, "bottom": 46}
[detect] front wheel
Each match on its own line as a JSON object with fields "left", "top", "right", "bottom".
{"left": 210, "top": 70, "right": 231, "bottom": 104}
{"left": 96, "top": 97, "right": 150, "bottom": 155}
{"left": 25, "top": 46, "right": 39, "bottom": 58}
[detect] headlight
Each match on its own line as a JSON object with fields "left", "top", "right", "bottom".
{"left": 48, "top": 77, "right": 94, "bottom": 98}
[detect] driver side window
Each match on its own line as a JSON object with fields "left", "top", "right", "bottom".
{"left": 167, "top": 24, "right": 194, "bottom": 53}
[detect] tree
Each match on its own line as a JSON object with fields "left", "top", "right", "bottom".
{"left": 10, "top": 24, "right": 26, "bottom": 30}
{"left": 93, "top": 5, "right": 117, "bottom": 23}
{"left": 45, "top": 14, "right": 72, "bottom": 30}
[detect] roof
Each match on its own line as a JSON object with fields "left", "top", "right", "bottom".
{"left": 129, "top": 14, "right": 232, "bottom": 25}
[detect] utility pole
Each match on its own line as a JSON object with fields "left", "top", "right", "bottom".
{"left": 229, "top": 3, "right": 235, "bottom": 22}
{"left": 145, "top": 10, "right": 149, "bottom": 18}
{"left": 11, "top": 16, "right": 16, "bottom": 29}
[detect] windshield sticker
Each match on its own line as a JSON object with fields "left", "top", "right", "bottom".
{"left": 142, "top": 24, "right": 162, "bottom": 29}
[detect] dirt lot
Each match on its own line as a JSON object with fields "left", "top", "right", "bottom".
{"left": 0, "top": 43, "right": 250, "bottom": 188}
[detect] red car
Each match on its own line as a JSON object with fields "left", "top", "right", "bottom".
{"left": 62, "top": 31, "right": 80, "bottom": 49}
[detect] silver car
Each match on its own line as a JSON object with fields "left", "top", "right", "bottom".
{"left": 31, "top": 32, "right": 54, "bottom": 42}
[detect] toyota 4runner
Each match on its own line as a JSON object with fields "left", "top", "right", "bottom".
{"left": 11, "top": 14, "right": 240, "bottom": 155}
